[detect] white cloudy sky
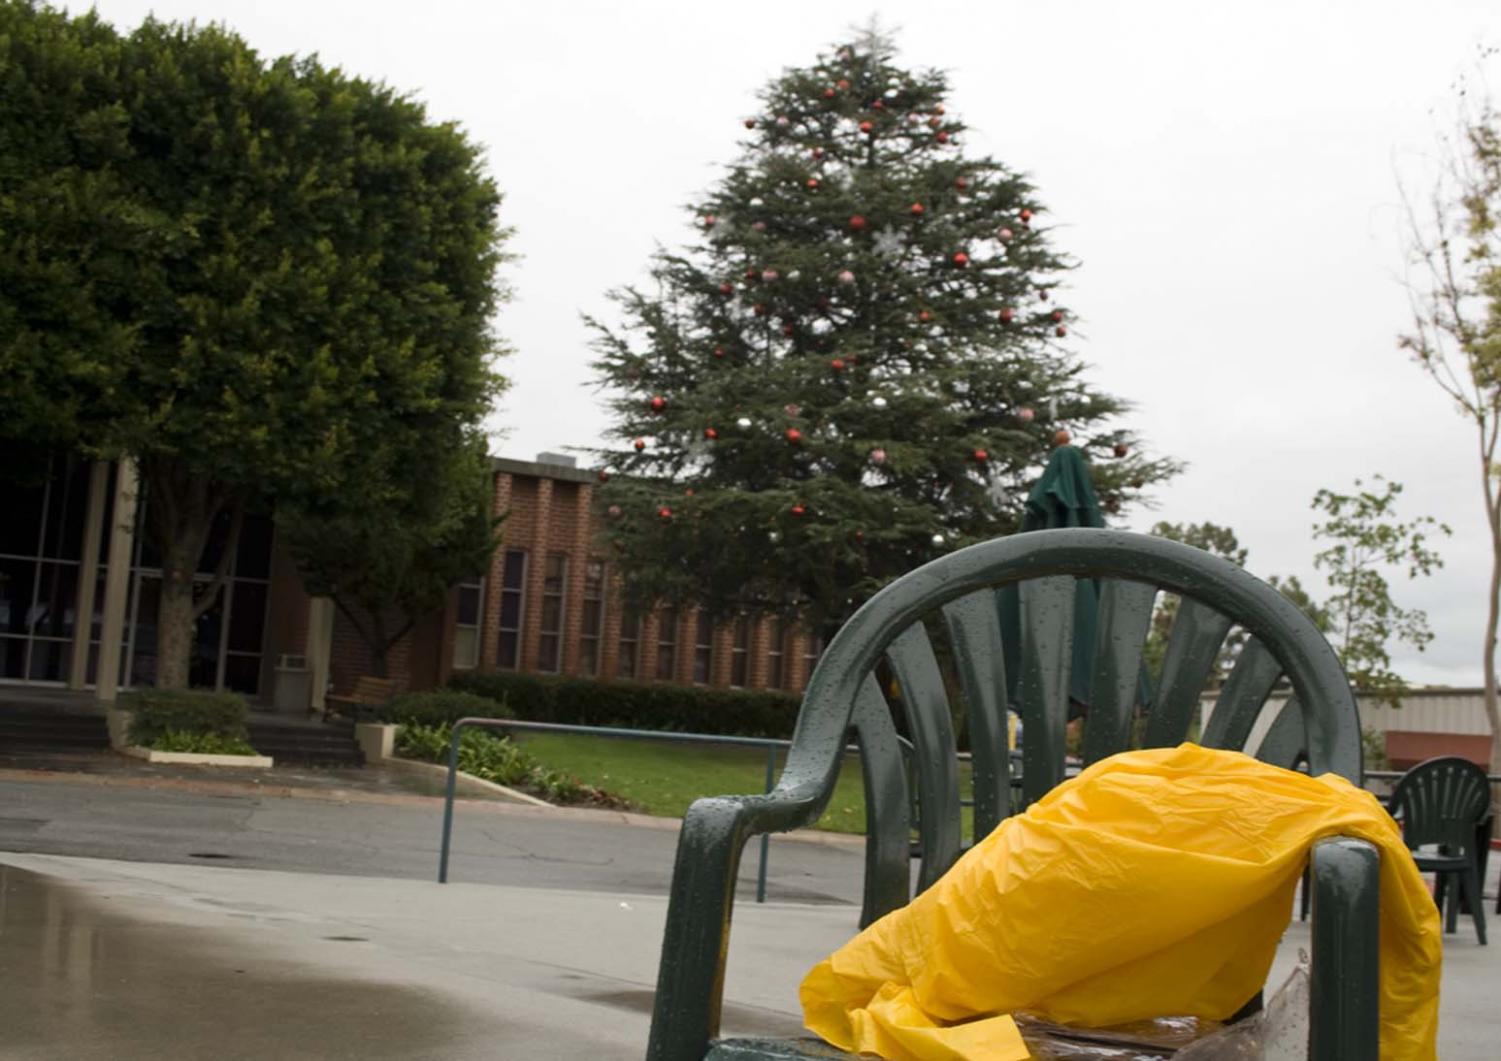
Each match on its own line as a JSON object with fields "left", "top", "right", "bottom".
{"left": 87, "top": 0, "right": 1500, "bottom": 686}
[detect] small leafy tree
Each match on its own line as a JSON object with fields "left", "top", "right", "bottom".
{"left": 282, "top": 437, "right": 499, "bottom": 677}
{"left": 1310, "top": 477, "right": 1449, "bottom": 706}
{"left": 1397, "top": 57, "right": 1501, "bottom": 774}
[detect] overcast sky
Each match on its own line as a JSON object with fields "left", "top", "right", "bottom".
{"left": 86, "top": 0, "right": 1501, "bottom": 687}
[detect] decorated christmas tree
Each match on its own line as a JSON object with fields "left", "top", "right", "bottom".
{"left": 588, "top": 31, "right": 1177, "bottom": 629}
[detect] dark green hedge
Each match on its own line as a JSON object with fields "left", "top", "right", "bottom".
{"left": 380, "top": 689, "right": 514, "bottom": 727}
{"left": 446, "top": 670, "right": 802, "bottom": 739}
{"left": 122, "top": 689, "right": 249, "bottom": 745}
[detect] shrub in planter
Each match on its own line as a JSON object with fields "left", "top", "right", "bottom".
{"left": 381, "top": 689, "right": 511, "bottom": 727}
{"left": 123, "top": 689, "right": 249, "bottom": 746}
{"left": 395, "top": 723, "right": 629, "bottom": 808}
{"left": 150, "top": 730, "right": 260, "bottom": 756}
{"left": 447, "top": 670, "right": 800, "bottom": 739}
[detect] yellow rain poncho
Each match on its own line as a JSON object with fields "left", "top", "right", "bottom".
{"left": 801, "top": 744, "right": 1442, "bottom": 1060}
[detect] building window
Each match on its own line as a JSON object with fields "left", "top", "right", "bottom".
{"left": 618, "top": 610, "right": 641, "bottom": 680}
{"left": 496, "top": 550, "right": 527, "bottom": 670}
{"left": 656, "top": 607, "right": 679, "bottom": 681}
{"left": 452, "top": 575, "right": 484, "bottom": 670}
{"left": 730, "top": 615, "right": 750, "bottom": 688}
{"left": 692, "top": 611, "right": 714, "bottom": 685}
{"left": 537, "top": 553, "right": 567, "bottom": 674}
{"left": 802, "top": 630, "right": 825, "bottom": 687}
{"left": 767, "top": 617, "right": 786, "bottom": 691}
{"left": 580, "top": 560, "right": 605, "bottom": 677}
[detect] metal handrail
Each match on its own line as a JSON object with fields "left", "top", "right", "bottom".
{"left": 435, "top": 716, "right": 897, "bottom": 901}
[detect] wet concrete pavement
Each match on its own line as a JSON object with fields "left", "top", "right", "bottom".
{"left": 0, "top": 853, "right": 851, "bottom": 1059}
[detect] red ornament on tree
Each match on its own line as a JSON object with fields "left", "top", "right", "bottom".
{"left": 701, "top": 214, "right": 716, "bottom": 229}
{"left": 936, "top": 131, "right": 950, "bottom": 143}
{"left": 1020, "top": 208, "right": 1034, "bottom": 224}
{"left": 952, "top": 251, "right": 969, "bottom": 267}
{"left": 718, "top": 282, "right": 733, "bottom": 296}
{"left": 1114, "top": 442, "right": 1129, "bottom": 458}
{"left": 753, "top": 302, "right": 768, "bottom": 316}
{"left": 633, "top": 438, "right": 646, "bottom": 452}
{"left": 871, "top": 99, "right": 884, "bottom": 110}
{"left": 811, "top": 147, "right": 824, "bottom": 160}
{"left": 1055, "top": 325, "right": 1068, "bottom": 337}
{"left": 998, "top": 227, "right": 1014, "bottom": 241}
{"left": 649, "top": 395, "right": 666, "bottom": 412}
{"left": 1038, "top": 288, "right": 1050, "bottom": 301}
{"left": 607, "top": 504, "right": 622, "bottom": 519}
{"left": 704, "top": 427, "right": 719, "bottom": 440}
{"left": 1054, "top": 429, "right": 1072, "bottom": 447}
{"left": 744, "top": 268, "right": 759, "bottom": 281}
{"left": 830, "top": 357, "right": 846, "bottom": 371}
{"left": 869, "top": 448, "right": 887, "bottom": 465}
{"left": 933, "top": 105, "right": 945, "bottom": 116}
{"left": 658, "top": 506, "right": 673, "bottom": 521}
{"left": 1051, "top": 310, "right": 1063, "bottom": 322}
{"left": 910, "top": 202, "right": 924, "bottom": 216}
{"left": 743, "top": 119, "right": 756, "bottom": 129}
{"left": 836, "top": 79, "right": 850, "bottom": 91}
{"left": 918, "top": 309, "right": 931, "bottom": 323}
{"left": 597, "top": 470, "right": 610, "bottom": 483}
{"left": 823, "top": 87, "right": 835, "bottom": 99}
{"left": 791, "top": 504, "right": 807, "bottom": 517}
{"left": 849, "top": 214, "right": 867, "bottom": 231}
{"left": 785, "top": 428, "right": 802, "bottom": 444}
{"left": 972, "top": 448, "right": 988, "bottom": 462}
{"left": 713, "top": 347, "right": 725, "bottom": 359}
{"left": 999, "top": 307, "right": 1015, "bottom": 323}
{"left": 806, "top": 177, "right": 820, "bottom": 190}
{"left": 955, "top": 177, "right": 969, "bottom": 191}
{"left": 782, "top": 323, "right": 795, "bottom": 337}
{"left": 927, "top": 116, "right": 941, "bottom": 129}
{"left": 1018, "top": 407, "right": 1035, "bottom": 423}
{"left": 859, "top": 120, "right": 874, "bottom": 135}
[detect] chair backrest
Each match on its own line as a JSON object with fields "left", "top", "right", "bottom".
{"left": 786, "top": 528, "right": 1362, "bottom": 924}
{"left": 1388, "top": 756, "right": 1491, "bottom": 853}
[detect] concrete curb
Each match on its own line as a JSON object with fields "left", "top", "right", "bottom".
{"left": 383, "top": 756, "right": 551, "bottom": 808}
{"left": 119, "top": 746, "right": 275, "bottom": 769}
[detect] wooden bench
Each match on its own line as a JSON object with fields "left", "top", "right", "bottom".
{"left": 645, "top": 528, "right": 1378, "bottom": 1061}
{"left": 324, "top": 676, "right": 397, "bottom": 723}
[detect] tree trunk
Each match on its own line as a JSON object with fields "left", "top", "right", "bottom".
{"left": 156, "top": 551, "right": 197, "bottom": 690}
{"left": 142, "top": 456, "right": 241, "bottom": 691}
{"left": 1485, "top": 508, "right": 1501, "bottom": 802}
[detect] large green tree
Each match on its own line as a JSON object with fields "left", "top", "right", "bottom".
{"left": 0, "top": 2, "right": 507, "bottom": 687}
{"left": 589, "top": 32, "right": 1176, "bottom": 628}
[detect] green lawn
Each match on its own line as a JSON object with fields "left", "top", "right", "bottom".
{"left": 515, "top": 731, "right": 975, "bottom": 837}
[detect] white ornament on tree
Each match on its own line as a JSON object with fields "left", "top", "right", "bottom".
{"left": 736, "top": 416, "right": 753, "bottom": 429}
{"left": 872, "top": 228, "right": 904, "bottom": 257}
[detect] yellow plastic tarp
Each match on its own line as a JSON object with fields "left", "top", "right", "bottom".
{"left": 801, "top": 744, "right": 1442, "bottom": 1060}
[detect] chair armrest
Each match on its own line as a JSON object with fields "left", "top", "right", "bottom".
{"left": 646, "top": 782, "right": 831, "bottom": 1061}
{"left": 1309, "top": 837, "right": 1379, "bottom": 1061}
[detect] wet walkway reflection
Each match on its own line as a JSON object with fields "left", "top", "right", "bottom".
{"left": 0, "top": 865, "right": 481, "bottom": 1059}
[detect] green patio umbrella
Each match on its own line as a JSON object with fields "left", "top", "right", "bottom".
{"left": 1000, "top": 444, "right": 1108, "bottom": 713}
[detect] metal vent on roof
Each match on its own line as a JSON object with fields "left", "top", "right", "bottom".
{"left": 535, "top": 451, "right": 577, "bottom": 468}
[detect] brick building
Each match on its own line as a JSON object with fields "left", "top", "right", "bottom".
{"left": 0, "top": 451, "right": 820, "bottom": 709}
{"left": 326, "top": 453, "right": 825, "bottom": 698}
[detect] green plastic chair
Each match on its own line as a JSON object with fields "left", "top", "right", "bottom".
{"left": 1388, "top": 755, "right": 1489, "bottom": 944}
{"left": 646, "top": 529, "right": 1377, "bottom": 1061}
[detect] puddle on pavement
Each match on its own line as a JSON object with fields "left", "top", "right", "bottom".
{"left": 0, "top": 864, "right": 484, "bottom": 1059}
